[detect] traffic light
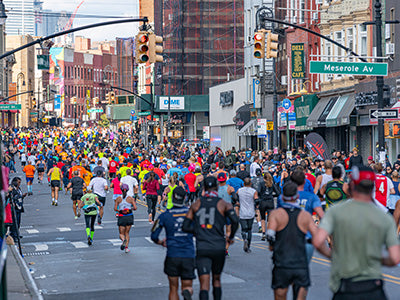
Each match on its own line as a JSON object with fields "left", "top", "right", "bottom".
{"left": 266, "top": 30, "right": 279, "bottom": 59}
{"left": 136, "top": 31, "right": 150, "bottom": 64}
{"left": 32, "top": 98, "right": 36, "bottom": 108}
{"left": 148, "top": 33, "right": 163, "bottom": 63}
{"left": 254, "top": 31, "right": 265, "bottom": 59}
{"left": 110, "top": 91, "right": 116, "bottom": 104}
{"left": 105, "top": 92, "right": 110, "bottom": 104}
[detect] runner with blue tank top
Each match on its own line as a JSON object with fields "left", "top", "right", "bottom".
{"left": 387, "top": 171, "right": 400, "bottom": 214}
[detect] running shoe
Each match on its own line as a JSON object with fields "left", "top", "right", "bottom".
{"left": 88, "top": 237, "right": 92, "bottom": 246}
{"left": 77, "top": 209, "right": 81, "bottom": 218}
{"left": 182, "top": 289, "right": 192, "bottom": 300}
{"left": 225, "top": 250, "right": 229, "bottom": 257}
{"left": 125, "top": 247, "right": 130, "bottom": 253}
{"left": 97, "top": 216, "right": 102, "bottom": 225}
{"left": 54, "top": 202, "right": 58, "bottom": 206}
{"left": 243, "top": 240, "right": 249, "bottom": 252}
{"left": 258, "top": 226, "right": 262, "bottom": 233}
{"left": 74, "top": 216, "right": 78, "bottom": 220}
{"left": 261, "top": 234, "right": 266, "bottom": 241}
{"left": 51, "top": 200, "right": 55, "bottom": 206}
{"left": 120, "top": 239, "right": 127, "bottom": 250}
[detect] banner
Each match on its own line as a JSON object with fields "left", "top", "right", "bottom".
{"left": 203, "top": 126, "right": 210, "bottom": 140}
{"left": 257, "top": 119, "right": 267, "bottom": 137}
{"left": 291, "top": 43, "right": 305, "bottom": 79}
{"left": 305, "top": 132, "right": 330, "bottom": 160}
{"left": 159, "top": 96, "right": 185, "bottom": 110}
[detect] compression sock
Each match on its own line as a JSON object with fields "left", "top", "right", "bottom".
{"left": 212, "top": 287, "right": 222, "bottom": 300}
{"left": 199, "top": 290, "right": 208, "bottom": 300}
{"left": 86, "top": 228, "right": 90, "bottom": 237}
{"left": 90, "top": 231, "right": 94, "bottom": 239}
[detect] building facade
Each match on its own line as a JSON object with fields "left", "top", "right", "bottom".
{"left": 4, "top": 0, "right": 35, "bottom": 35}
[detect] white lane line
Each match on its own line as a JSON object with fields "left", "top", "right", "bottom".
{"left": 144, "top": 237, "right": 153, "bottom": 244}
{"left": 71, "top": 242, "right": 88, "bottom": 248}
{"left": 108, "top": 239, "right": 122, "bottom": 246}
{"left": 34, "top": 244, "right": 49, "bottom": 251}
{"left": 26, "top": 229, "right": 39, "bottom": 234}
{"left": 56, "top": 227, "right": 71, "bottom": 232}
{"left": 74, "top": 219, "right": 148, "bottom": 226}
{"left": 94, "top": 225, "right": 103, "bottom": 230}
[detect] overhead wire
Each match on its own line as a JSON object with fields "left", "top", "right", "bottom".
{"left": 6, "top": 10, "right": 136, "bottom": 19}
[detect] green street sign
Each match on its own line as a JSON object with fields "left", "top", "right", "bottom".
{"left": 88, "top": 108, "right": 103, "bottom": 113}
{"left": 137, "top": 111, "right": 151, "bottom": 116}
{"left": 309, "top": 61, "right": 388, "bottom": 76}
{"left": 37, "top": 55, "right": 50, "bottom": 70}
{"left": 0, "top": 104, "right": 21, "bottom": 110}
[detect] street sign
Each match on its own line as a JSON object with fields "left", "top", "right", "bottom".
{"left": 137, "top": 111, "right": 151, "bottom": 116}
{"left": 87, "top": 108, "right": 103, "bottom": 113}
{"left": 282, "top": 98, "right": 291, "bottom": 111}
{"left": 37, "top": 55, "right": 49, "bottom": 70}
{"left": 30, "top": 111, "right": 38, "bottom": 115}
{"left": 131, "top": 109, "right": 136, "bottom": 116}
{"left": 369, "top": 109, "right": 399, "bottom": 119}
{"left": 0, "top": 104, "right": 21, "bottom": 110}
{"left": 309, "top": 61, "right": 388, "bottom": 76}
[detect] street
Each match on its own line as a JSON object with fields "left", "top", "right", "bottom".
{"left": 10, "top": 168, "right": 400, "bottom": 300}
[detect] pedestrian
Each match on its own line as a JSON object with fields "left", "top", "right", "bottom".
{"left": 23, "top": 160, "right": 35, "bottom": 195}
{"left": 267, "top": 182, "right": 330, "bottom": 300}
{"left": 9, "top": 177, "right": 27, "bottom": 243}
{"left": 78, "top": 186, "right": 102, "bottom": 246}
{"left": 143, "top": 171, "right": 160, "bottom": 224}
{"left": 151, "top": 186, "right": 195, "bottom": 300}
{"left": 183, "top": 176, "right": 239, "bottom": 300}
{"left": 48, "top": 164, "right": 63, "bottom": 206}
{"left": 237, "top": 178, "right": 258, "bottom": 253}
{"left": 114, "top": 183, "right": 137, "bottom": 253}
{"left": 67, "top": 170, "right": 86, "bottom": 219}
{"left": 314, "top": 165, "right": 400, "bottom": 300}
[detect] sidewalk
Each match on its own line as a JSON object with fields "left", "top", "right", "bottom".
{"left": 6, "top": 243, "right": 42, "bottom": 300}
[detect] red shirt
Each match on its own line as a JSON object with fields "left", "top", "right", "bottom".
{"left": 154, "top": 168, "right": 165, "bottom": 181}
{"left": 140, "top": 159, "right": 151, "bottom": 169}
{"left": 375, "top": 174, "right": 389, "bottom": 206}
{"left": 305, "top": 173, "right": 316, "bottom": 188}
{"left": 143, "top": 179, "right": 160, "bottom": 195}
{"left": 56, "top": 162, "right": 65, "bottom": 169}
{"left": 109, "top": 160, "right": 118, "bottom": 173}
{"left": 184, "top": 173, "right": 197, "bottom": 192}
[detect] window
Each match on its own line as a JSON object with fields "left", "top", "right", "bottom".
{"left": 299, "top": 0, "right": 305, "bottom": 23}
{"left": 359, "top": 24, "right": 368, "bottom": 56}
{"left": 335, "top": 31, "right": 343, "bottom": 60}
{"left": 390, "top": 8, "right": 395, "bottom": 43}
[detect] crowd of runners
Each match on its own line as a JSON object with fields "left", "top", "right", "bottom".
{"left": 2, "top": 126, "right": 400, "bottom": 300}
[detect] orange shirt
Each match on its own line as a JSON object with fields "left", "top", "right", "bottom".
{"left": 23, "top": 165, "right": 36, "bottom": 177}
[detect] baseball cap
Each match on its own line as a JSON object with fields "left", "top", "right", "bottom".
{"left": 121, "top": 184, "right": 129, "bottom": 191}
{"left": 217, "top": 172, "right": 227, "bottom": 182}
{"left": 350, "top": 166, "right": 375, "bottom": 185}
{"left": 204, "top": 176, "right": 218, "bottom": 188}
{"left": 368, "top": 156, "right": 373, "bottom": 160}
{"left": 172, "top": 186, "right": 186, "bottom": 207}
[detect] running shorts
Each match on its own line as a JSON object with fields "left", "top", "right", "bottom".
{"left": 271, "top": 267, "right": 310, "bottom": 289}
{"left": 164, "top": 257, "right": 196, "bottom": 280}
{"left": 26, "top": 177, "right": 34, "bottom": 183}
{"left": 71, "top": 193, "right": 83, "bottom": 201}
{"left": 113, "top": 194, "right": 122, "bottom": 201}
{"left": 259, "top": 200, "right": 274, "bottom": 220}
{"left": 117, "top": 215, "right": 134, "bottom": 227}
{"left": 196, "top": 250, "right": 226, "bottom": 276}
{"left": 50, "top": 180, "right": 60, "bottom": 188}
{"left": 96, "top": 195, "right": 106, "bottom": 206}
{"left": 37, "top": 168, "right": 45, "bottom": 173}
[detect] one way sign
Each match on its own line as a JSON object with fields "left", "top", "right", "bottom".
{"left": 369, "top": 109, "right": 399, "bottom": 119}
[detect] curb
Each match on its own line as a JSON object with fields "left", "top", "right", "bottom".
{"left": 9, "top": 245, "right": 43, "bottom": 300}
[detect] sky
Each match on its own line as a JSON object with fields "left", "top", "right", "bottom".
{"left": 43, "top": 0, "right": 140, "bottom": 41}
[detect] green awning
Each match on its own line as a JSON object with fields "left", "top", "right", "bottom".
{"left": 294, "top": 94, "right": 319, "bottom": 131}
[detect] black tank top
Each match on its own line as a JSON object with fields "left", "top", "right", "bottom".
{"left": 194, "top": 196, "right": 226, "bottom": 251}
{"left": 273, "top": 207, "right": 307, "bottom": 269}
{"left": 325, "top": 180, "right": 346, "bottom": 205}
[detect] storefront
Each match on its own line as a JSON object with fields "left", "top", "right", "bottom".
{"left": 294, "top": 94, "right": 318, "bottom": 147}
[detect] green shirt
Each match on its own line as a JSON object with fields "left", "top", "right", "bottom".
{"left": 80, "top": 193, "right": 98, "bottom": 215}
{"left": 320, "top": 200, "right": 399, "bottom": 292}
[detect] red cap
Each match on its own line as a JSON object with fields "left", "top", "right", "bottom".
{"left": 217, "top": 172, "right": 227, "bottom": 182}
{"left": 368, "top": 156, "right": 373, "bottom": 160}
{"left": 350, "top": 166, "right": 376, "bottom": 185}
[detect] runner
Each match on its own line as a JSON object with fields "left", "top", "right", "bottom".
{"left": 67, "top": 170, "right": 86, "bottom": 219}
{"left": 110, "top": 173, "right": 123, "bottom": 202}
{"left": 320, "top": 166, "right": 349, "bottom": 208}
{"left": 47, "top": 164, "right": 63, "bottom": 206}
{"left": 143, "top": 171, "right": 160, "bottom": 224}
{"left": 151, "top": 186, "right": 195, "bottom": 300}
{"left": 114, "top": 184, "right": 137, "bottom": 253}
{"left": 120, "top": 169, "right": 139, "bottom": 200}
{"left": 23, "top": 160, "right": 35, "bottom": 195}
{"left": 78, "top": 186, "right": 102, "bottom": 246}
{"left": 36, "top": 158, "right": 46, "bottom": 184}
{"left": 314, "top": 160, "right": 333, "bottom": 211}
{"left": 182, "top": 176, "right": 239, "bottom": 300}
{"left": 258, "top": 172, "right": 279, "bottom": 240}
{"left": 374, "top": 162, "right": 395, "bottom": 208}
{"left": 88, "top": 170, "right": 109, "bottom": 225}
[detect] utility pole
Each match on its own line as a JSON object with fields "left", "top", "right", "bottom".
{"left": 167, "top": 75, "right": 171, "bottom": 143}
{"left": 149, "top": 81, "right": 154, "bottom": 145}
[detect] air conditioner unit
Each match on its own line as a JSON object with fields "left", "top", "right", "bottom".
{"left": 327, "top": 74, "right": 333, "bottom": 81}
{"left": 386, "top": 43, "right": 395, "bottom": 55}
{"left": 315, "top": 82, "right": 319, "bottom": 90}
{"left": 281, "top": 75, "right": 288, "bottom": 85}
{"left": 312, "top": 12, "right": 319, "bottom": 21}
{"left": 316, "top": 0, "right": 323, "bottom": 4}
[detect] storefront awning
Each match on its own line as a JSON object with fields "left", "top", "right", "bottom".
{"left": 306, "top": 96, "right": 334, "bottom": 128}
{"left": 295, "top": 94, "right": 319, "bottom": 131}
{"left": 327, "top": 94, "right": 355, "bottom": 127}
{"left": 237, "top": 119, "right": 257, "bottom": 136}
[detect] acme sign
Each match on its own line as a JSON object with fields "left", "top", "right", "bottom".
{"left": 309, "top": 61, "right": 388, "bottom": 76}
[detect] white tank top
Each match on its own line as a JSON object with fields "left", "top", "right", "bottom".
{"left": 321, "top": 173, "right": 333, "bottom": 188}
{"left": 118, "top": 195, "right": 132, "bottom": 211}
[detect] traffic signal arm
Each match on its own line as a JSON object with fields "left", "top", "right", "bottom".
{"left": 148, "top": 34, "right": 163, "bottom": 63}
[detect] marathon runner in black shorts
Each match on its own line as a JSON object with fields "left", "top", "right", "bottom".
{"left": 183, "top": 176, "right": 239, "bottom": 300}
{"left": 67, "top": 170, "right": 86, "bottom": 219}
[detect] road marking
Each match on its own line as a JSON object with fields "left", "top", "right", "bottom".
{"left": 57, "top": 227, "right": 71, "bottom": 232}
{"left": 26, "top": 229, "right": 39, "bottom": 234}
{"left": 34, "top": 244, "right": 48, "bottom": 251}
{"left": 311, "top": 259, "right": 330, "bottom": 267}
{"left": 94, "top": 225, "right": 103, "bottom": 230}
{"left": 71, "top": 242, "right": 88, "bottom": 248}
{"left": 145, "top": 237, "right": 153, "bottom": 244}
{"left": 108, "top": 239, "right": 121, "bottom": 246}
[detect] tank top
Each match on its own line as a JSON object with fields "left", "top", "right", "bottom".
{"left": 194, "top": 196, "right": 226, "bottom": 251}
{"left": 393, "top": 181, "right": 400, "bottom": 196}
{"left": 218, "top": 185, "right": 231, "bottom": 203}
{"left": 325, "top": 180, "right": 346, "bottom": 206}
{"left": 118, "top": 195, "right": 133, "bottom": 216}
{"left": 51, "top": 167, "right": 61, "bottom": 181}
{"left": 375, "top": 174, "right": 389, "bottom": 206}
{"left": 273, "top": 207, "right": 307, "bottom": 269}
{"left": 167, "top": 185, "right": 177, "bottom": 209}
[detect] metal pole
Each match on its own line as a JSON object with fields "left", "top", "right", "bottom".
{"left": 272, "top": 22, "right": 279, "bottom": 151}
{"left": 0, "top": 134, "right": 7, "bottom": 299}
{"left": 286, "top": 111, "right": 290, "bottom": 150}
{"left": 375, "top": 0, "right": 385, "bottom": 164}
{"left": 167, "top": 75, "right": 171, "bottom": 143}
{"left": 150, "top": 81, "right": 154, "bottom": 145}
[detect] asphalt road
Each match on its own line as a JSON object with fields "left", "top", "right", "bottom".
{"left": 10, "top": 166, "right": 400, "bottom": 300}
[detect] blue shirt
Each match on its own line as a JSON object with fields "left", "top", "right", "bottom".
{"left": 167, "top": 167, "right": 183, "bottom": 178}
{"left": 151, "top": 207, "right": 195, "bottom": 258}
{"left": 180, "top": 167, "right": 189, "bottom": 176}
{"left": 304, "top": 179, "right": 314, "bottom": 193}
{"left": 226, "top": 177, "right": 244, "bottom": 192}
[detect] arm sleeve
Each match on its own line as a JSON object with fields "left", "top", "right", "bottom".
{"left": 182, "top": 217, "right": 195, "bottom": 234}
{"left": 225, "top": 209, "right": 239, "bottom": 239}
{"left": 312, "top": 194, "right": 322, "bottom": 210}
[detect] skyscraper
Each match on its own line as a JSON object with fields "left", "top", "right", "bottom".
{"left": 4, "top": 0, "right": 35, "bottom": 35}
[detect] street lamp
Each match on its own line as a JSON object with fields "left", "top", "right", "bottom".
{"left": 16, "top": 72, "right": 25, "bottom": 126}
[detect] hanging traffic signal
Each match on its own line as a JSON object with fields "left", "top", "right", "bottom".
{"left": 136, "top": 31, "right": 150, "bottom": 64}
{"left": 32, "top": 98, "right": 36, "bottom": 107}
{"left": 148, "top": 33, "right": 163, "bottom": 63}
{"left": 110, "top": 91, "right": 116, "bottom": 104}
{"left": 105, "top": 92, "right": 110, "bottom": 104}
{"left": 266, "top": 30, "right": 279, "bottom": 59}
{"left": 254, "top": 31, "right": 265, "bottom": 59}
